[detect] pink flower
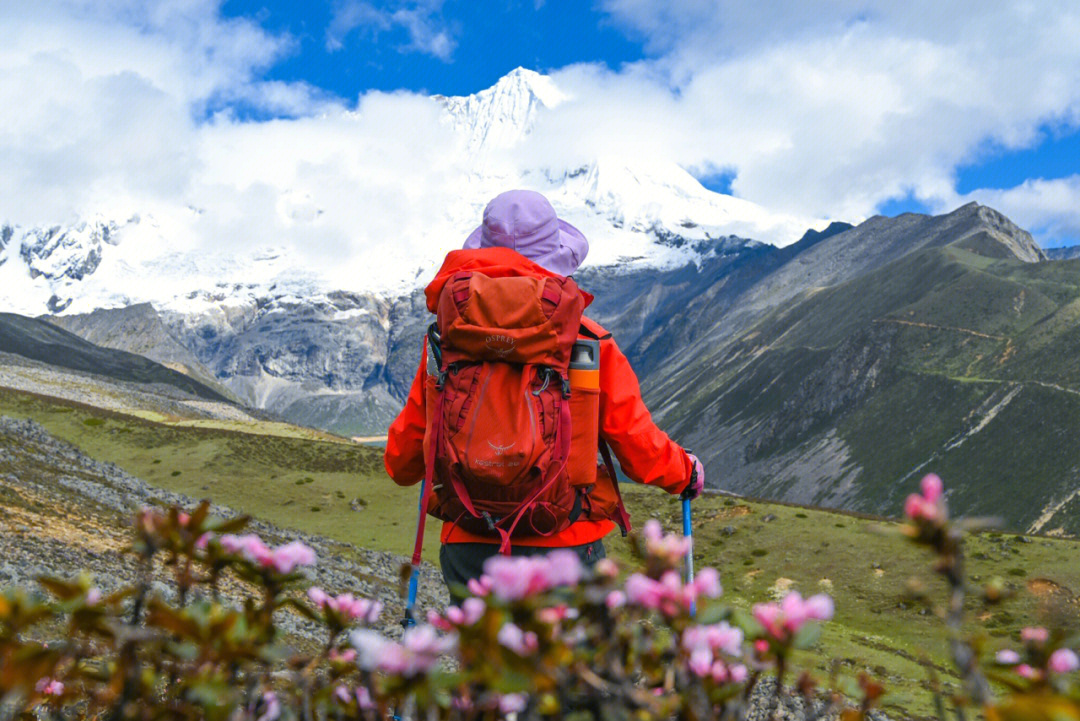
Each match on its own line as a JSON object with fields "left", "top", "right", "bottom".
{"left": 499, "top": 693, "right": 528, "bottom": 714}
{"left": 497, "top": 622, "right": 539, "bottom": 656}
{"left": 271, "top": 540, "right": 316, "bottom": 573}
{"left": 1049, "top": 648, "right": 1080, "bottom": 674}
{"left": 308, "top": 588, "right": 380, "bottom": 622}
{"left": 352, "top": 629, "right": 391, "bottom": 671}
{"left": 691, "top": 567, "right": 723, "bottom": 599}
{"left": 221, "top": 535, "right": 315, "bottom": 573}
{"left": 334, "top": 685, "right": 351, "bottom": 703}
{"left": 688, "top": 648, "right": 713, "bottom": 676}
{"left": 195, "top": 532, "right": 213, "bottom": 550}
{"left": 684, "top": 622, "right": 744, "bottom": 657}
{"left": 400, "top": 624, "right": 458, "bottom": 674}
{"left": 625, "top": 569, "right": 718, "bottom": 617}
{"left": 753, "top": 602, "right": 784, "bottom": 638}
{"left": 753, "top": 592, "right": 834, "bottom": 641}
{"left": 682, "top": 622, "right": 747, "bottom": 682}
{"left": 642, "top": 519, "right": 692, "bottom": 565}
{"left": 709, "top": 661, "right": 748, "bottom": 684}
{"left": 467, "top": 575, "right": 493, "bottom": 597}
{"left": 803, "top": 594, "right": 835, "bottom": 621}
{"left": 462, "top": 597, "right": 486, "bottom": 624}
{"left": 626, "top": 573, "right": 664, "bottom": 608}
{"left": 256, "top": 691, "right": 280, "bottom": 721}
{"left": 1016, "top": 664, "right": 1040, "bottom": 680}
{"left": 351, "top": 626, "right": 456, "bottom": 677}
{"left": 996, "top": 649, "right": 1021, "bottom": 665}
{"left": 221, "top": 534, "right": 273, "bottom": 566}
{"left": 594, "top": 558, "right": 619, "bottom": 579}
{"left": 537, "top": 604, "right": 578, "bottom": 624}
{"left": 545, "top": 550, "right": 584, "bottom": 587}
{"left": 443, "top": 597, "right": 485, "bottom": 627}
{"left": 904, "top": 474, "right": 949, "bottom": 523}
{"left": 329, "top": 648, "right": 357, "bottom": 663}
{"left": 921, "top": 474, "right": 943, "bottom": 503}
{"left": 178, "top": 512, "right": 191, "bottom": 527}
{"left": 1022, "top": 626, "right": 1049, "bottom": 644}
{"left": 427, "top": 609, "right": 453, "bottom": 631}
{"left": 482, "top": 552, "right": 583, "bottom": 601}
{"left": 355, "top": 687, "right": 373, "bottom": 709}
{"left": 85, "top": 587, "right": 102, "bottom": 605}
{"left": 35, "top": 678, "right": 64, "bottom": 696}
{"left": 606, "top": 590, "right": 627, "bottom": 610}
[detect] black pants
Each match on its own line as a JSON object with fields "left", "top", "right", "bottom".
{"left": 439, "top": 539, "right": 606, "bottom": 603}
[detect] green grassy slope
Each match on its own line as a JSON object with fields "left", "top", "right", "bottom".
{"left": 3, "top": 386, "right": 1080, "bottom": 718}
{"left": 660, "top": 244, "right": 1080, "bottom": 534}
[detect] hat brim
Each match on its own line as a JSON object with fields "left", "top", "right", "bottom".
{"left": 463, "top": 218, "right": 587, "bottom": 277}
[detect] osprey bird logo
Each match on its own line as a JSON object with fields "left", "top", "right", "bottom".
{"left": 484, "top": 334, "right": 516, "bottom": 357}
{"left": 487, "top": 440, "right": 515, "bottom": 456}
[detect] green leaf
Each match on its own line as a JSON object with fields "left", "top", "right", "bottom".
{"left": 211, "top": 516, "right": 251, "bottom": 534}
{"left": 36, "top": 576, "right": 83, "bottom": 601}
{"left": 792, "top": 621, "right": 823, "bottom": 649}
{"left": 280, "top": 597, "right": 320, "bottom": 621}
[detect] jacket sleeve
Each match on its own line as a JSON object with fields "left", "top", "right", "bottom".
{"left": 598, "top": 337, "right": 693, "bottom": 495}
{"left": 383, "top": 342, "right": 428, "bottom": 486}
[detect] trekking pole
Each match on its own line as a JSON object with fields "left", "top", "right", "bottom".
{"left": 682, "top": 496, "right": 696, "bottom": 617}
{"left": 402, "top": 480, "right": 424, "bottom": 628}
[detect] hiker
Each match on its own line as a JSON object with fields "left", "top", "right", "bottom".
{"left": 384, "top": 189, "right": 704, "bottom": 596}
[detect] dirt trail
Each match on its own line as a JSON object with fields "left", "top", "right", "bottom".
{"left": 873, "top": 317, "right": 1008, "bottom": 341}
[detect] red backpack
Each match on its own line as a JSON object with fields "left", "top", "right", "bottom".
{"left": 413, "top": 270, "right": 586, "bottom": 554}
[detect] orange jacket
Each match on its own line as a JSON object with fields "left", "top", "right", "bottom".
{"left": 384, "top": 248, "right": 694, "bottom": 546}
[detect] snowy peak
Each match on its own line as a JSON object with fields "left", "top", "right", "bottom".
{"left": 17, "top": 219, "right": 122, "bottom": 282}
{"left": 0, "top": 217, "right": 139, "bottom": 312}
{"left": 435, "top": 67, "right": 566, "bottom": 153}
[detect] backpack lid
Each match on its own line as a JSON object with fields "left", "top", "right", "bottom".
{"left": 425, "top": 247, "right": 593, "bottom": 313}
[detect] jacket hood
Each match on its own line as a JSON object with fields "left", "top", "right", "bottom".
{"left": 424, "top": 247, "right": 593, "bottom": 313}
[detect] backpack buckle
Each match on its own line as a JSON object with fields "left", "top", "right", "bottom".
{"left": 561, "top": 376, "right": 571, "bottom": 398}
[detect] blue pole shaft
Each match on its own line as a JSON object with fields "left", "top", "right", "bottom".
{"left": 403, "top": 480, "right": 425, "bottom": 627}
{"left": 682, "top": 497, "right": 695, "bottom": 616}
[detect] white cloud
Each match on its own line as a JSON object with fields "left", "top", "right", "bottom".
{"left": 577, "top": 1, "right": 1080, "bottom": 229}
{"left": 326, "top": 1, "right": 456, "bottom": 60}
{"left": 961, "top": 176, "right": 1080, "bottom": 245}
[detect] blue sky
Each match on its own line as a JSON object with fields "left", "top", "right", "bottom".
{"left": 221, "top": 0, "right": 646, "bottom": 97}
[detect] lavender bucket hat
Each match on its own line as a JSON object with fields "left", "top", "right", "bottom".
{"left": 464, "top": 190, "right": 588, "bottom": 276}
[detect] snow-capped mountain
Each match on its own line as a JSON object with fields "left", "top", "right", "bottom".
{"left": 1, "top": 68, "right": 826, "bottom": 434}
{"left": 435, "top": 67, "right": 567, "bottom": 152}
{"left": 1, "top": 67, "right": 821, "bottom": 318}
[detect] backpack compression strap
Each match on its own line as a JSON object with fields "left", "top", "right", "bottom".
{"left": 442, "top": 366, "right": 574, "bottom": 555}
{"left": 410, "top": 329, "right": 445, "bottom": 569}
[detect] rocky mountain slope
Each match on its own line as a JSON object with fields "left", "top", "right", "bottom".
{"left": 633, "top": 209, "right": 1078, "bottom": 535}
{"left": 0, "top": 415, "right": 446, "bottom": 641}
{"left": 0, "top": 312, "right": 231, "bottom": 403}
{"left": 1048, "top": 245, "right": 1080, "bottom": 260}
